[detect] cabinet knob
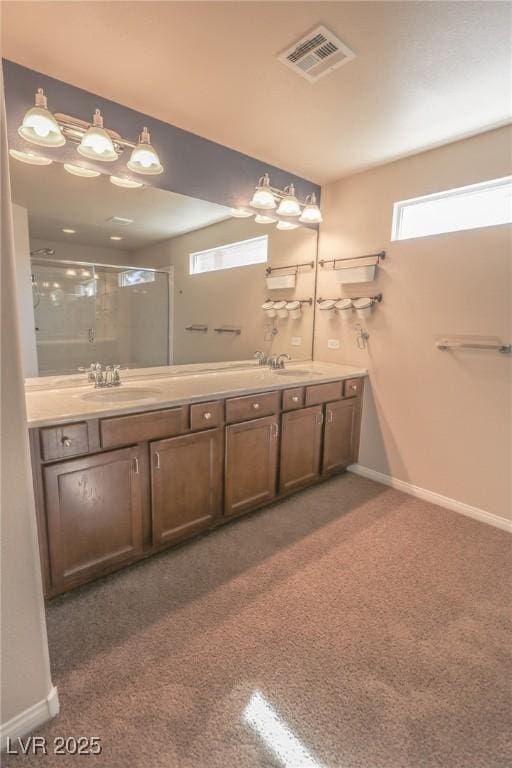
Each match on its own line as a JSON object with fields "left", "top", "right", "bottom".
{"left": 252, "top": 402, "right": 260, "bottom": 410}
{"left": 203, "top": 411, "right": 212, "bottom": 420}
{"left": 351, "top": 384, "right": 358, "bottom": 391}
{"left": 291, "top": 396, "right": 299, "bottom": 403}
{"left": 62, "top": 437, "right": 72, "bottom": 447}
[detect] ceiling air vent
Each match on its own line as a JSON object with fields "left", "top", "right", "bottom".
{"left": 278, "top": 25, "right": 356, "bottom": 83}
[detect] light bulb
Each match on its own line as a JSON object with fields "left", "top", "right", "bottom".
{"left": 230, "top": 207, "right": 253, "bottom": 218}
{"left": 110, "top": 175, "right": 144, "bottom": 189}
{"left": 299, "top": 193, "right": 323, "bottom": 224}
{"left": 18, "top": 88, "right": 65, "bottom": 148}
{"left": 255, "top": 214, "right": 277, "bottom": 224}
{"left": 250, "top": 173, "right": 277, "bottom": 210}
{"left": 64, "top": 163, "right": 101, "bottom": 178}
{"left": 276, "top": 184, "right": 301, "bottom": 217}
{"left": 127, "top": 127, "right": 163, "bottom": 175}
{"left": 9, "top": 149, "right": 52, "bottom": 166}
{"left": 276, "top": 220, "right": 300, "bottom": 230}
{"left": 77, "top": 109, "right": 118, "bottom": 162}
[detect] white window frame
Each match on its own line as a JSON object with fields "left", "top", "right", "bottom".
{"left": 189, "top": 235, "right": 268, "bottom": 275}
{"left": 391, "top": 176, "right": 512, "bottom": 241}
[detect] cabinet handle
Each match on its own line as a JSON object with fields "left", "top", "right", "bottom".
{"left": 154, "top": 452, "right": 160, "bottom": 470}
{"left": 316, "top": 412, "right": 324, "bottom": 425}
{"left": 133, "top": 457, "right": 140, "bottom": 474}
{"left": 327, "top": 409, "right": 333, "bottom": 422}
{"left": 61, "top": 437, "right": 72, "bottom": 447}
{"left": 203, "top": 411, "right": 212, "bottom": 420}
{"left": 271, "top": 422, "right": 279, "bottom": 438}
{"left": 252, "top": 402, "right": 260, "bottom": 410}
{"left": 291, "top": 396, "right": 299, "bottom": 403}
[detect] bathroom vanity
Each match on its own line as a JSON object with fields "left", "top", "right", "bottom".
{"left": 26, "top": 363, "right": 366, "bottom": 597}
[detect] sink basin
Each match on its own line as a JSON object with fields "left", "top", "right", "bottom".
{"left": 80, "top": 387, "right": 162, "bottom": 403}
{"left": 273, "top": 369, "right": 318, "bottom": 377}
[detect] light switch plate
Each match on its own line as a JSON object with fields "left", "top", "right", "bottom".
{"left": 291, "top": 337, "right": 302, "bottom": 346}
{"left": 327, "top": 339, "right": 340, "bottom": 349}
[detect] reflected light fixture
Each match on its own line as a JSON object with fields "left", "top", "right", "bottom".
{"left": 230, "top": 207, "right": 253, "bottom": 218}
{"left": 65, "top": 268, "right": 77, "bottom": 277}
{"left": 62, "top": 228, "right": 76, "bottom": 234}
{"left": 250, "top": 173, "right": 277, "bottom": 210}
{"left": 276, "top": 220, "right": 300, "bottom": 230}
{"left": 109, "top": 236, "right": 123, "bottom": 241}
{"left": 77, "top": 109, "right": 118, "bottom": 162}
{"left": 64, "top": 163, "right": 101, "bottom": 178}
{"left": 299, "top": 193, "right": 323, "bottom": 223}
{"left": 18, "top": 88, "right": 65, "bottom": 147}
{"left": 255, "top": 214, "right": 278, "bottom": 224}
{"left": 110, "top": 175, "right": 144, "bottom": 189}
{"left": 9, "top": 149, "right": 52, "bottom": 166}
{"left": 127, "top": 127, "right": 163, "bottom": 175}
{"left": 277, "top": 184, "right": 301, "bottom": 217}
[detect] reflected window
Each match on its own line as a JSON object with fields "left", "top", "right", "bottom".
{"left": 190, "top": 235, "right": 268, "bottom": 275}
{"left": 118, "top": 269, "right": 156, "bottom": 287}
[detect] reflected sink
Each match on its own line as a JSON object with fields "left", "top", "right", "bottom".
{"left": 273, "top": 369, "right": 318, "bottom": 377}
{"left": 80, "top": 387, "right": 162, "bottom": 403}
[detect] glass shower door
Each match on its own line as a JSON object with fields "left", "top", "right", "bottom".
{"left": 32, "top": 261, "right": 97, "bottom": 376}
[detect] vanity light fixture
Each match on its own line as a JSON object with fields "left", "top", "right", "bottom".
{"left": 64, "top": 163, "right": 101, "bottom": 178}
{"left": 110, "top": 175, "right": 144, "bottom": 189}
{"left": 230, "top": 207, "right": 254, "bottom": 218}
{"left": 276, "top": 184, "right": 301, "bottom": 217}
{"left": 276, "top": 220, "right": 300, "bottom": 230}
{"left": 9, "top": 149, "right": 53, "bottom": 165}
{"left": 18, "top": 88, "right": 65, "bottom": 147}
{"left": 62, "top": 228, "right": 76, "bottom": 234}
{"left": 127, "top": 127, "right": 164, "bottom": 175}
{"left": 109, "top": 236, "right": 123, "bottom": 241}
{"left": 65, "top": 268, "right": 77, "bottom": 276}
{"left": 299, "top": 192, "right": 323, "bottom": 224}
{"left": 250, "top": 173, "right": 277, "bottom": 210}
{"left": 77, "top": 109, "right": 118, "bottom": 162}
{"left": 255, "top": 214, "right": 278, "bottom": 224}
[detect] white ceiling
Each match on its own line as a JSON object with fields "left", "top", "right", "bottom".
{"left": 2, "top": 1, "right": 511, "bottom": 184}
{"left": 9, "top": 159, "right": 231, "bottom": 249}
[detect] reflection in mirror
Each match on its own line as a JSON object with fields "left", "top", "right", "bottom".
{"left": 10, "top": 158, "right": 318, "bottom": 377}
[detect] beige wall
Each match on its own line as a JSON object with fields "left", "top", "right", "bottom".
{"left": 1, "top": 79, "right": 56, "bottom": 742}
{"left": 315, "top": 126, "right": 512, "bottom": 520}
{"left": 134, "top": 217, "right": 317, "bottom": 364}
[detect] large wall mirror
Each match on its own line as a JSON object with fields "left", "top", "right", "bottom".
{"left": 10, "top": 158, "right": 318, "bottom": 377}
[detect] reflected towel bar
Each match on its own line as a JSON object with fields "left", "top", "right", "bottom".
{"left": 185, "top": 325, "right": 208, "bottom": 332}
{"left": 214, "top": 327, "right": 241, "bottom": 335}
{"left": 265, "top": 261, "right": 315, "bottom": 276}
{"left": 319, "top": 251, "right": 385, "bottom": 269}
{"left": 316, "top": 294, "right": 383, "bottom": 304}
{"left": 437, "top": 340, "right": 511, "bottom": 354}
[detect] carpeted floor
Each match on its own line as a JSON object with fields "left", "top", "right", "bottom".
{"left": 5, "top": 473, "right": 512, "bottom": 767}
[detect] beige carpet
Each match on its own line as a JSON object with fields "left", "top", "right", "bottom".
{"left": 5, "top": 474, "right": 512, "bottom": 767}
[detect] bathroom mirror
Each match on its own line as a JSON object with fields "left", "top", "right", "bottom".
{"left": 10, "top": 158, "right": 318, "bottom": 377}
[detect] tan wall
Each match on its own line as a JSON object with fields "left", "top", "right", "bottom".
{"left": 315, "top": 126, "right": 512, "bottom": 520}
{"left": 134, "top": 217, "right": 317, "bottom": 364}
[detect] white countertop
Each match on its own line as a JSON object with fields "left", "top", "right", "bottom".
{"left": 25, "top": 361, "right": 367, "bottom": 428}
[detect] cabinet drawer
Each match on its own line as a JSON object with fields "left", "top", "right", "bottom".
{"left": 190, "top": 401, "right": 223, "bottom": 431}
{"left": 226, "top": 391, "right": 279, "bottom": 424}
{"left": 343, "top": 378, "right": 364, "bottom": 398}
{"left": 40, "top": 422, "right": 89, "bottom": 461}
{"left": 305, "top": 381, "right": 343, "bottom": 406}
{"left": 282, "top": 387, "right": 305, "bottom": 411}
{"left": 100, "top": 407, "right": 187, "bottom": 448}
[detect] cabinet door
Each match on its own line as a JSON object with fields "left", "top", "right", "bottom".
{"left": 279, "top": 406, "right": 323, "bottom": 494}
{"left": 225, "top": 416, "right": 278, "bottom": 517}
{"left": 44, "top": 446, "right": 144, "bottom": 592}
{"left": 151, "top": 429, "right": 222, "bottom": 547}
{"left": 323, "top": 399, "right": 358, "bottom": 475}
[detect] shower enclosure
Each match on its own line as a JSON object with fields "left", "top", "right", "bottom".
{"left": 31, "top": 258, "right": 170, "bottom": 376}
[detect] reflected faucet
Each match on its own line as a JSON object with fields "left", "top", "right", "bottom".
{"left": 254, "top": 350, "right": 268, "bottom": 366}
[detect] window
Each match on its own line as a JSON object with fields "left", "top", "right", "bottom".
{"left": 189, "top": 235, "right": 268, "bottom": 275}
{"left": 391, "top": 176, "right": 512, "bottom": 241}
{"left": 118, "top": 269, "right": 156, "bottom": 287}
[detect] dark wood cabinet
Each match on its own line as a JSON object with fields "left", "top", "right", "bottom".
{"left": 43, "top": 446, "right": 144, "bottom": 592}
{"left": 151, "top": 428, "right": 222, "bottom": 547}
{"left": 279, "top": 405, "right": 323, "bottom": 494}
{"left": 225, "top": 415, "right": 278, "bottom": 517}
{"left": 323, "top": 398, "right": 358, "bottom": 475}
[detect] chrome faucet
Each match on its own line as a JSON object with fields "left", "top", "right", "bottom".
{"left": 254, "top": 350, "right": 268, "bottom": 366}
{"left": 79, "top": 363, "right": 122, "bottom": 388}
{"left": 276, "top": 353, "right": 291, "bottom": 369}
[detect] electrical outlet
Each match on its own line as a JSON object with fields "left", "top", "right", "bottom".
{"left": 327, "top": 339, "right": 340, "bottom": 349}
{"left": 291, "top": 337, "right": 302, "bottom": 346}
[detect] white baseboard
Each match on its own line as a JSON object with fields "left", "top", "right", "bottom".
{"left": 348, "top": 464, "right": 512, "bottom": 533}
{"left": 0, "top": 686, "right": 59, "bottom": 751}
